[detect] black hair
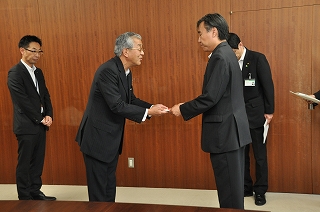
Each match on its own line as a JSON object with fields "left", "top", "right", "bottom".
{"left": 18, "top": 35, "right": 42, "bottom": 48}
{"left": 227, "top": 32, "right": 241, "bottom": 49}
{"left": 197, "top": 13, "right": 229, "bottom": 40}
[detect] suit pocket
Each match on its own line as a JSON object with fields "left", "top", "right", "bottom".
{"left": 246, "top": 96, "right": 263, "bottom": 108}
{"left": 92, "top": 120, "right": 118, "bottom": 133}
{"left": 203, "top": 114, "right": 223, "bottom": 123}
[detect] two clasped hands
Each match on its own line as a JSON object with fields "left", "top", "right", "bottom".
{"left": 147, "top": 103, "right": 184, "bottom": 117}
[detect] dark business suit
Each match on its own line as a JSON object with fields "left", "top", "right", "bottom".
{"left": 75, "top": 56, "right": 152, "bottom": 202}
{"left": 241, "top": 48, "right": 274, "bottom": 195}
{"left": 7, "top": 61, "right": 53, "bottom": 200}
{"left": 180, "top": 42, "right": 252, "bottom": 209}
{"left": 314, "top": 90, "right": 320, "bottom": 100}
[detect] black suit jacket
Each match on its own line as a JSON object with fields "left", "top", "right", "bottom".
{"left": 242, "top": 49, "right": 274, "bottom": 128}
{"left": 314, "top": 90, "right": 320, "bottom": 100}
{"left": 7, "top": 61, "right": 53, "bottom": 134}
{"left": 75, "top": 56, "right": 152, "bottom": 163}
{"left": 180, "top": 42, "right": 252, "bottom": 154}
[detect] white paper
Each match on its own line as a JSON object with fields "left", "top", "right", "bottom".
{"left": 263, "top": 119, "right": 269, "bottom": 144}
{"left": 290, "top": 91, "right": 320, "bottom": 103}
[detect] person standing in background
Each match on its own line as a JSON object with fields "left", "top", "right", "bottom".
{"left": 76, "top": 32, "right": 169, "bottom": 202}
{"left": 227, "top": 32, "right": 274, "bottom": 206}
{"left": 171, "top": 14, "right": 252, "bottom": 209}
{"left": 7, "top": 35, "right": 56, "bottom": 201}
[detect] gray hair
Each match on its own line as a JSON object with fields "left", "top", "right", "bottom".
{"left": 114, "top": 32, "right": 142, "bottom": 57}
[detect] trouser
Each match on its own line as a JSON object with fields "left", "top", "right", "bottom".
{"left": 83, "top": 152, "right": 119, "bottom": 202}
{"left": 210, "top": 146, "right": 245, "bottom": 209}
{"left": 16, "top": 127, "right": 46, "bottom": 200}
{"left": 244, "top": 126, "right": 268, "bottom": 195}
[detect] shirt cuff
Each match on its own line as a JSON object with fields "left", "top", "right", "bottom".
{"left": 142, "top": 109, "right": 148, "bottom": 122}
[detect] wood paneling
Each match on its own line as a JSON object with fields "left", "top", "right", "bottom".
{"left": 0, "top": 201, "right": 265, "bottom": 212}
{"left": 231, "top": 0, "right": 319, "bottom": 12}
{"left": 0, "top": 0, "right": 42, "bottom": 184}
{"left": 230, "top": 5, "right": 314, "bottom": 193}
{"left": 1, "top": 0, "right": 320, "bottom": 195}
{"left": 312, "top": 5, "right": 320, "bottom": 194}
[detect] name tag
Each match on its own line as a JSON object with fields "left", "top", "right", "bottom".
{"left": 245, "top": 79, "right": 255, "bottom": 86}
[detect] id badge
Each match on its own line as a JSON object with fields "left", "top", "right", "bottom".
{"left": 245, "top": 79, "right": 255, "bottom": 86}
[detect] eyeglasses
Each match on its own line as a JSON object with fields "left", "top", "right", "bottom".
{"left": 130, "top": 47, "right": 145, "bottom": 52}
{"left": 24, "top": 48, "right": 44, "bottom": 55}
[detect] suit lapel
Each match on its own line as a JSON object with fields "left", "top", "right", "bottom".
{"left": 127, "top": 72, "right": 132, "bottom": 101}
{"left": 242, "top": 50, "right": 252, "bottom": 79}
{"left": 34, "top": 69, "right": 41, "bottom": 96}
{"left": 19, "top": 62, "right": 39, "bottom": 95}
{"left": 113, "top": 57, "right": 130, "bottom": 98}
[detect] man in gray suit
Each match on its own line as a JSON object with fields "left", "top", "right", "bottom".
{"left": 171, "top": 14, "right": 251, "bottom": 209}
{"left": 227, "top": 32, "right": 274, "bottom": 206}
{"left": 76, "top": 32, "right": 169, "bottom": 202}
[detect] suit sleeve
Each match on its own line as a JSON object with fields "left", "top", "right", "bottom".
{"left": 7, "top": 69, "right": 43, "bottom": 124}
{"left": 256, "top": 54, "right": 274, "bottom": 114}
{"left": 37, "top": 69, "right": 53, "bottom": 118}
{"left": 99, "top": 67, "right": 151, "bottom": 123}
{"left": 314, "top": 90, "right": 320, "bottom": 100}
{"left": 180, "top": 56, "right": 229, "bottom": 121}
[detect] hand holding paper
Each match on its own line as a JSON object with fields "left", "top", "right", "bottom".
{"left": 263, "top": 119, "right": 269, "bottom": 144}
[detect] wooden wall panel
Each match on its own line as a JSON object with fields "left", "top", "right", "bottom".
{"left": 116, "top": 0, "right": 231, "bottom": 189}
{"left": 0, "top": 0, "right": 42, "bottom": 183}
{"left": 34, "top": 0, "right": 231, "bottom": 188}
{"left": 230, "top": 6, "right": 314, "bottom": 193}
{"left": 231, "top": 0, "right": 319, "bottom": 12}
{"left": 312, "top": 5, "right": 320, "bottom": 194}
{"left": 1, "top": 0, "right": 320, "bottom": 195}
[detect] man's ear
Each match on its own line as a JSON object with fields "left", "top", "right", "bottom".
{"left": 122, "top": 48, "right": 129, "bottom": 58}
{"left": 19, "top": 47, "right": 25, "bottom": 55}
{"left": 211, "top": 27, "right": 217, "bottom": 38}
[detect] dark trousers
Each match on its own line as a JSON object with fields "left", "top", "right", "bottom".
{"left": 16, "top": 126, "right": 46, "bottom": 200}
{"left": 244, "top": 126, "right": 268, "bottom": 194}
{"left": 210, "top": 146, "right": 245, "bottom": 209}
{"left": 83, "top": 153, "right": 119, "bottom": 202}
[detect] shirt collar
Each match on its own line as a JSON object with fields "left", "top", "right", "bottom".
{"left": 239, "top": 47, "right": 246, "bottom": 61}
{"left": 21, "top": 59, "right": 36, "bottom": 72}
{"left": 125, "top": 69, "right": 130, "bottom": 76}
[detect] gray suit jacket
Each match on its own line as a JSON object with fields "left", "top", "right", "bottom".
{"left": 75, "top": 56, "right": 152, "bottom": 163}
{"left": 180, "top": 42, "right": 251, "bottom": 153}
{"left": 7, "top": 61, "right": 53, "bottom": 134}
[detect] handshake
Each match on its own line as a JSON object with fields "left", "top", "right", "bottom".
{"left": 148, "top": 103, "right": 184, "bottom": 117}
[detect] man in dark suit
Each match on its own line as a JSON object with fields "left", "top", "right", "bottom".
{"left": 171, "top": 14, "right": 252, "bottom": 209}
{"left": 75, "top": 32, "right": 169, "bottom": 202}
{"left": 7, "top": 35, "right": 56, "bottom": 201}
{"left": 227, "top": 32, "right": 274, "bottom": 206}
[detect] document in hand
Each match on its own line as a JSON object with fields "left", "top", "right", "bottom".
{"left": 289, "top": 91, "right": 320, "bottom": 103}
{"left": 263, "top": 119, "right": 269, "bottom": 144}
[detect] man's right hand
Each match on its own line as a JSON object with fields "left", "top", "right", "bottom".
{"left": 148, "top": 104, "right": 169, "bottom": 116}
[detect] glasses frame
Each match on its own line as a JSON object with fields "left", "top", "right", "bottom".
{"left": 24, "top": 48, "right": 44, "bottom": 55}
{"left": 130, "top": 47, "right": 145, "bottom": 52}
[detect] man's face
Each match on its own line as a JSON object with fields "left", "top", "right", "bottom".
{"left": 20, "top": 42, "right": 42, "bottom": 67}
{"left": 232, "top": 42, "right": 244, "bottom": 60}
{"left": 197, "top": 22, "right": 214, "bottom": 52}
{"left": 127, "top": 37, "right": 144, "bottom": 66}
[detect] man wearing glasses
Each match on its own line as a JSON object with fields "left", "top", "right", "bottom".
{"left": 7, "top": 35, "right": 55, "bottom": 201}
{"left": 76, "top": 32, "right": 169, "bottom": 202}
